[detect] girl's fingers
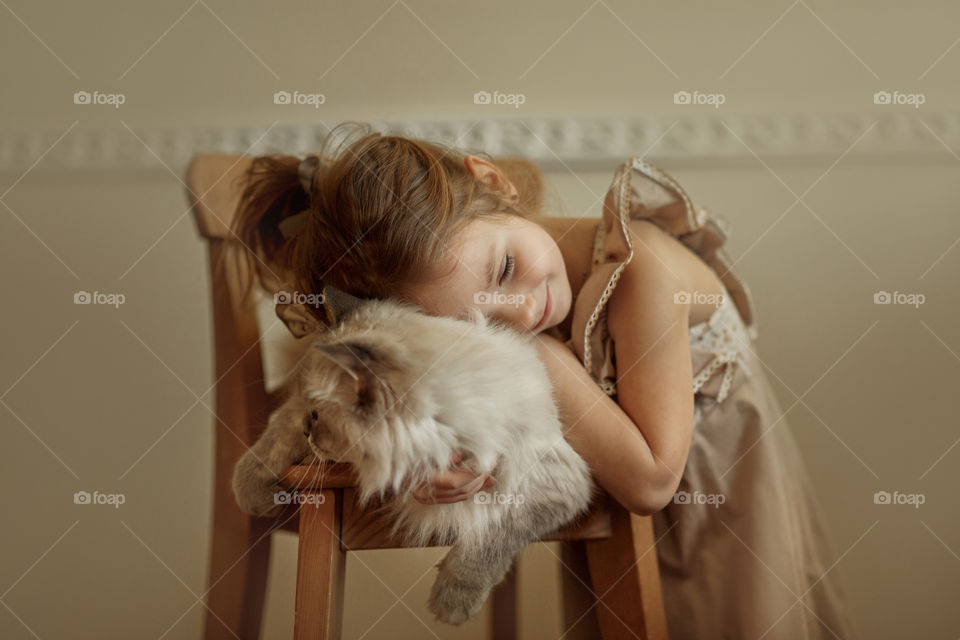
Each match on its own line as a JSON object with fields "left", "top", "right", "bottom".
{"left": 459, "top": 474, "right": 486, "bottom": 494}
{"left": 413, "top": 474, "right": 488, "bottom": 504}
{"left": 432, "top": 469, "right": 483, "bottom": 491}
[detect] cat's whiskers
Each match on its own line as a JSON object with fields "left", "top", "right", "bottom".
{"left": 305, "top": 435, "right": 336, "bottom": 496}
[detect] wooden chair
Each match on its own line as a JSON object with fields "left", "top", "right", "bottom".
{"left": 185, "top": 152, "right": 670, "bottom": 640}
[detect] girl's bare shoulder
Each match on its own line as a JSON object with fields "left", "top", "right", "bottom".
{"left": 570, "top": 220, "right": 725, "bottom": 359}
{"left": 622, "top": 220, "right": 726, "bottom": 325}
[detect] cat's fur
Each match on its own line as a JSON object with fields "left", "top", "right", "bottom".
{"left": 232, "top": 287, "right": 596, "bottom": 625}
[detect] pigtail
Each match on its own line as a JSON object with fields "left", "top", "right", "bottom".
{"left": 231, "top": 154, "right": 311, "bottom": 299}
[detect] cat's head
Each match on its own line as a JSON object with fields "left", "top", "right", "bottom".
{"left": 283, "top": 284, "right": 472, "bottom": 478}
{"left": 297, "top": 325, "right": 415, "bottom": 467}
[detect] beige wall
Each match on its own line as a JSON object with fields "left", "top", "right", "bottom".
{"left": 2, "top": 2, "right": 959, "bottom": 638}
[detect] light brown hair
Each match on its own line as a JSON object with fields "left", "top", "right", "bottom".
{"left": 231, "top": 122, "right": 545, "bottom": 327}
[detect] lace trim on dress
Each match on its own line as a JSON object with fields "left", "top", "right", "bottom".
{"left": 688, "top": 294, "right": 753, "bottom": 403}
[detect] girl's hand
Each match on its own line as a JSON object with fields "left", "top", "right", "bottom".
{"left": 412, "top": 452, "right": 495, "bottom": 505}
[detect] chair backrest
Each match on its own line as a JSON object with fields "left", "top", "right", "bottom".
{"left": 186, "top": 154, "right": 272, "bottom": 454}
{"left": 187, "top": 153, "right": 256, "bottom": 240}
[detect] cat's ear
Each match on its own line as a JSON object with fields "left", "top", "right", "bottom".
{"left": 274, "top": 282, "right": 366, "bottom": 338}
{"left": 322, "top": 285, "right": 367, "bottom": 325}
{"left": 276, "top": 302, "right": 324, "bottom": 338}
{"left": 313, "top": 342, "right": 376, "bottom": 407}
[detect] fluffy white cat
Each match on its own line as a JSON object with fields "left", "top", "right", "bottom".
{"left": 233, "top": 286, "right": 596, "bottom": 624}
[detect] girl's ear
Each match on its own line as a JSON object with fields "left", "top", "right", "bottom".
{"left": 464, "top": 154, "right": 516, "bottom": 200}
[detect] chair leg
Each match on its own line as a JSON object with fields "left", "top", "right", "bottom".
{"left": 204, "top": 451, "right": 273, "bottom": 640}
{"left": 295, "top": 489, "right": 346, "bottom": 640}
{"left": 585, "top": 508, "right": 670, "bottom": 640}
{"left": 490, "top": 560, "right": 518, "bottom": 640}
{"left": 559, "top": 540, "right": 603, "bottom": 640}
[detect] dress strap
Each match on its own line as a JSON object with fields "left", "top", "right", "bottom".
{"left": 579, "top": 156, "right": 760, "bottom": 396}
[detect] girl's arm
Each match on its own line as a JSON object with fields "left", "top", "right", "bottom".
{"left": 536, "top": 222, "right": 695, "bottom": 516}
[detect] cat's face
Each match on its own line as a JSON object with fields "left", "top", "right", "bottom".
{"left": 297, "top": 337, "right": 404, "bottom": 464}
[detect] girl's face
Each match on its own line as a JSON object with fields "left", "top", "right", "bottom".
{"left": 403, "top": 214, "right": 573, "bottom": 334}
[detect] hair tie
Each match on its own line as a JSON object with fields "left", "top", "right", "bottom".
{"left": 298, "top": 155, "right": 321, "bottom": 197}
{"left": 279, "top": 156, "right": 322, "bottom": 239}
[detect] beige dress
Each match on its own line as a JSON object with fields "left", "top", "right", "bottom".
{"left": 556, "top": 158, "right": 858, "bottom": 639}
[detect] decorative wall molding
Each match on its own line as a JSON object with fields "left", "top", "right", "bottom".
{"left": 2, "top": 111, "right": 958, "bottom": 178}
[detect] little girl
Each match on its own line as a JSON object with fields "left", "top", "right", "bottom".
{"left": 234, "top": 122, "right": 857, "bottom": 639}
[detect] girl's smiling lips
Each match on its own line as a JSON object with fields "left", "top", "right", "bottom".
{"left": 534, "top": 284, "right": 551, "bottom": 331}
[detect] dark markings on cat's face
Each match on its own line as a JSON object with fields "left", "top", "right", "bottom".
{"left": 313, "top": 340, "right": 384, "bottom": 410}
{"left": 299, "top": 327, "right": 409, "bottom": 464}
{"left": 303, "top": 409, "right": 320, "bottom": 437}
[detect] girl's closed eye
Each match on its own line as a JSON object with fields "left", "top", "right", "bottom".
{"left": 499, "top": 254, "right": 515, "bottom": 286}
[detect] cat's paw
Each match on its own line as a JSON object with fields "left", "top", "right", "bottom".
{"left": 232, "top": 478, "right": 284, "bottom": 517}
{"left": 426, "top": 571, "right": 491, "bottom": 626}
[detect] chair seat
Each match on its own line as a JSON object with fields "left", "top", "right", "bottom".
{"left": 280, "top": 463, "right": 614, "bottom": 550}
